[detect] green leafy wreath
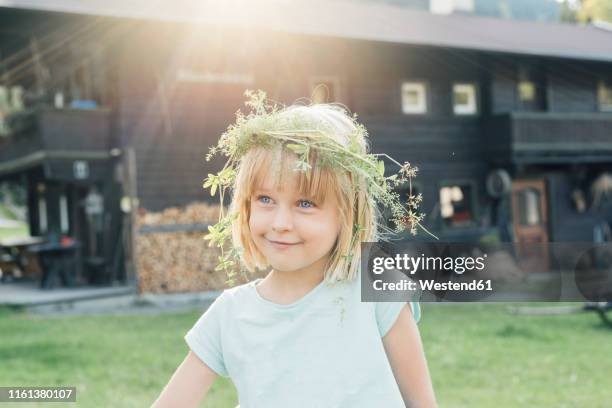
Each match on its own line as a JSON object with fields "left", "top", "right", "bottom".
{"left": 202, "top": 90, "right": 437, "bottom": 285}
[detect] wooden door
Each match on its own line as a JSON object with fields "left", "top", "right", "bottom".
{"left": 511, "top": 179, "right": 549, "bottom": 271}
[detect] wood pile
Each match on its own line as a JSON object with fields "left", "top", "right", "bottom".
{"left": 137, "top": 203, "right": 220, "bottom": 226}
{"left": 135, "top": 202, "right": 262, "bottom": 294}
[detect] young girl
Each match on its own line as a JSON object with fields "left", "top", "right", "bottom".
{"left": 152, "top": 91, "right": 437, "bottom": 408}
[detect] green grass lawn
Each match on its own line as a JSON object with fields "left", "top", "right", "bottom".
{"left": 0, "top": 225, "right": 29, "bottom": 240}
{"left": 0, "top": 203, "right": 28, "bottom": 240}
{"left": 0, "top": 205, "right": 20, "bottom": 220}
{"left": 0, "top": 303, "right": 610, "bottom": 407}
{"left": 0, "top": 308, "right": 237, "bottom": 408}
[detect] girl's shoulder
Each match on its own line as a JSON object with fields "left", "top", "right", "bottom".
{"left": 215, "top": 278, "right": 259, "bottom": 304}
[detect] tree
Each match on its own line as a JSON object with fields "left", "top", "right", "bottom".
{"left": 559, "top": 0, "right": 579, "bottom": 22}
{"left": 578, "top": 0, "right": 612, "bottom": 23}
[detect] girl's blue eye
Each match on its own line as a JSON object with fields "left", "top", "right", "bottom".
{"left": 258, "top": 196, "right": 271, "bottom": 204}
{"left": 298, "top": 200, "right": 315, "bottom": 209}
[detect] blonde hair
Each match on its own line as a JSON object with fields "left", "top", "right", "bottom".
{"left": 228, "top": 103, "right": 381, "bottom": 283}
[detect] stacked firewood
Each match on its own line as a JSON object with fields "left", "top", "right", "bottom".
{"left": 137, "top": 203, "right": 220, "bottom": 226}
{"left": 135, "top": 202, "right": 262, "bottom": 294}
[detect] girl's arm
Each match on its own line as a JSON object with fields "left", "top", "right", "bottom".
{"left": 382, "top": 305, "right": 438, "bottom": 408}
{"left": 151, "top": 351, "right": 218, "bottom": 408}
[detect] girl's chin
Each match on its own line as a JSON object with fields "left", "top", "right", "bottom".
{"left": 267, "top": 261, "right": 306, "bottom": 273}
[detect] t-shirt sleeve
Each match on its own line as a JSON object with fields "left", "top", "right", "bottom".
{"left": 375, "top": 301, "right": 421, "bottom": 337}
{"left": 184, "top": 292, "right": 229, "bottom": 377}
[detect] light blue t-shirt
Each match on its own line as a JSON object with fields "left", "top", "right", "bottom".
{"left": 184, "top": 270, "right": 421, "bottom": 408}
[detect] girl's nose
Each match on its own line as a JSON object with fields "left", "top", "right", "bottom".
{"left": 271, "top": 205, "right": 294, "bottom": 232}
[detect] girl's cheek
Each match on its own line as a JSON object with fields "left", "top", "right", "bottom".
{"left": 249, "top": 209, "right": 269, "bottom": 231}
{"left": 248, "top": 208, "right": 259, "bottom": 229}
{"left": 295, "top": 216, "right": 323, "bottom": 233}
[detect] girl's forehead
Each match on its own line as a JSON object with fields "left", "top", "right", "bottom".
{"left": 254, "top": 171, "right": 300, "bottom": 193}
{"left": 252, "top": 153, "right": 301, "bottom": 191}
{"left": 246, "top": 146, "right": 341, "bottom": 203}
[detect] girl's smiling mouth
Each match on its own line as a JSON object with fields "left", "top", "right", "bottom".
{"left": 266, "top": 239, "right": 302, "bottom": 249}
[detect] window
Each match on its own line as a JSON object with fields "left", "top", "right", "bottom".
{"left": 440, "top": 183, "right": 474, "bottom": 228}
{"left": 60, "top": 193, "right": 70, "bottom": 234}
{"left": 518, "top": 81, "right": 536, "bottom": 102}
{"left": 591, "top": 172, "right": 612, "bottom": 209}
{"left": 38, "top": 196, "right": 47, "bottom": 233}
{"left": 518, "top": 66, "right": 536, "bottom": 103}
{"left": 453, "top": 83, "right": 478, "bottom": 115}
{"left": 517, "top": 65, "right": 546, "bottom": 111}
{"left": 309, "top": 78, "right": 339, "bottom": 104}
{"left": 598, "top": 80, "right": 612, "bottom": 112}
{"left": 516, "top": 188, "right": 542, "bottom": 226}
{"left": 0, "top": 86, "right": 25, "bottom": 136}
{"left": 401, "top": 82, "right": 427, "bottom": 114}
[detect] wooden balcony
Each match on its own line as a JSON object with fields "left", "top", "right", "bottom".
{"left": 485, "top": 112, "right": 612, "bottom": 165}
{"left": 0, "top": 107, "right": 114, "bottom": 180}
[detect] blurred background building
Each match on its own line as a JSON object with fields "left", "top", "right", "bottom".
{"left": 0, "top": 0, "right": 611, "bottom": 293}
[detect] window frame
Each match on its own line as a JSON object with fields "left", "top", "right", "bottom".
{"left": 37, "top": 195, "right": 47, "bottom": 234}
{"left": 438, "top": 179, "right": 478, "bottom": 230}
{"left": 400, "top": 80, "right": 428, "bottom": 115}
{"left": 597, "top": 79, "right": 612, "bottom": 112}
{"left": 518, "top": 80, "right": 537, "bottom": 102}
{"left": 452, "top": 82, "right": 479, "bottom": 116}
{"left": 59, "top": 192, "right": 70, "bottom": 234}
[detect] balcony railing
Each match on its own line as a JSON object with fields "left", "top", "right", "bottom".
{"left": 485, "top": 112, "right": 612, "bottom": 164}
{"left": 0, "top": 107, "right": 112, "bottom": 177}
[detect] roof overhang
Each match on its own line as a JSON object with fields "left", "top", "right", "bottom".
{"left": 2, "top": 0, "right": 612, "bottom": 63}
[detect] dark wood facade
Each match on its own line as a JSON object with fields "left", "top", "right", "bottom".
{"left": 109, "top": 22, "right": 612, "bottom": 243}
{"left": 1, "top": 7, "right": 611, "bottom": 288}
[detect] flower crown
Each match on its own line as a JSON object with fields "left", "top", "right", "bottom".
{"left": 203, "top": 90, "right": 437, "bottom": 285}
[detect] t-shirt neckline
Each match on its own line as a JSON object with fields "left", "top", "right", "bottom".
{"left": 252, "top": 277, "right": 327, "bottom": 309}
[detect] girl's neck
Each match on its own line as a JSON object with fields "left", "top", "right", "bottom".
{"left": 269, "top": 268, "right": 323, "bottom": 289}
{"left": 256, "top": 268, "right": 325, "bottom": 305}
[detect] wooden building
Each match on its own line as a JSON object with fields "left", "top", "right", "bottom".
{"left": 0, "top": 1, "right": 611, "bottom": 287}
